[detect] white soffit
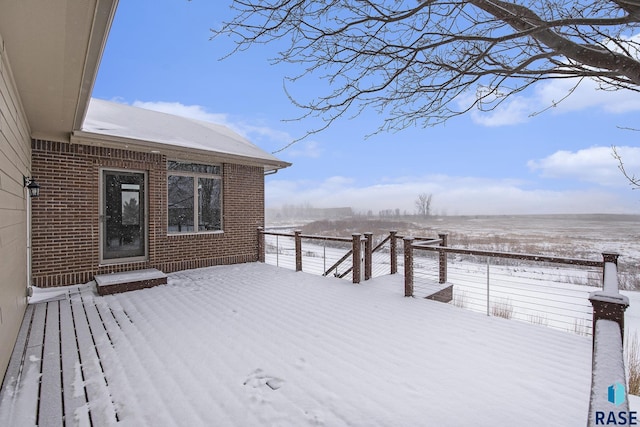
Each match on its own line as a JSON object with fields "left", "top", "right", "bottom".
{"left": 0, "top": 0, "right": 118, "bottom": 141}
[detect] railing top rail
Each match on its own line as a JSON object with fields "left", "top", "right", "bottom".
{"left": 262, "top": 231, "right": 294, "bottom": 237}
{"left": 412, "top": 244, "right": 604, "bottom": 268}
{"left": 261, "top": 230, "right": 364, "bottom": 243}
{"left": 397, "top": 235, "right": 442, "bottom": 243}
{"left": 411, "top": 239, "right": 443, "bottom": 246}
{"left": 587, "top": 320, "right": 629, "bottom": 426}
{"left": 300, "top": 234, "right": 356, "bottom": 243}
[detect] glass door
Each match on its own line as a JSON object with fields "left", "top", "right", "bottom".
{"left": 101, "top": 170, "right": 147, "bottom": 262}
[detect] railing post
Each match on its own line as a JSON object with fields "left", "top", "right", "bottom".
{"left": 295, "top": 230, "right": 302, "bottom": 272}
{"left": 364, "top": 232, "right": 373, "bottom": 281}
{"left": 589, "top": 252, "right": 628, "bottom": 343}
{"left": 438, "top": 233, "right": 448, "bottom": 284}
{"left": 404, "top": 237, "right": 414, "bottom": 297}
{"left": 352, "top": 233, "right": 362, "bottom": 284}
{"left": 390, "top": 230, "right": 398, "bottom": 275}
{"left": 257, "top": 227, "right": 265, "bottom": 263}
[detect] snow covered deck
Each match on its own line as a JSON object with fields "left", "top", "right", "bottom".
{"left": 1, "top": 263, "right": 593, "bottom": 426}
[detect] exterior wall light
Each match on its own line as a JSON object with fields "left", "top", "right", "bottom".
{"left": 24, "top": 176, "right": 40, "bottom": 197}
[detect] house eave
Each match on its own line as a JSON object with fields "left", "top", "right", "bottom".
{"left": 0, "top": 0, "right": 119, "bottom": 141}
{"left": 73, "top": 0, "right": 120, "bottom": 132}
{"left": 71, "top": 130, "right": 292, "bottom": 171}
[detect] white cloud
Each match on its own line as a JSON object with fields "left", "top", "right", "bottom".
{"left": 535, "top": 78, "right": 640, "bottom": 114}
{"left": 469, "top": 96, "right": 532, "bottom": 127}
{"left": 286, "top": 140, "right": 322, "bottom": 158}
{"left": 464, "top": 77, "right": 640, "bottom": 127}
{"left": 266, "top": 174, "right": 638, "bottom": 215}
{"left": 528, "top": 146, "right": 640, "bottom": 187}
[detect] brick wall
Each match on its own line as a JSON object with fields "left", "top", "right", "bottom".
{"left": 31, "top": 140, "right": 265, "bottom": 287}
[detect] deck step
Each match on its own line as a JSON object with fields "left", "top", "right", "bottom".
{"left": 95, "top": 268, "right": 167, "bottom": 296}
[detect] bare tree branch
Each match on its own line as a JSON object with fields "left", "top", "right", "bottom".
{"left": 613, "top": 145, "right": 640, "bottom": 189}
{"left": 212, "top": 0, "right": 640, "bottom": 141}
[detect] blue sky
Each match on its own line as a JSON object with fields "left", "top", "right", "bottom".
{"left": 92, "top": 0, "right": 640, "bottom": 215}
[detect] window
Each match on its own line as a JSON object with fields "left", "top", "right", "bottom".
{"left": 168, "top": 161, "right": 222, "bottom": 233}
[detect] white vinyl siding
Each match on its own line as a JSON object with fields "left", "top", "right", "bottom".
{"left": 0, "top": 34, "right": 31, "bottom": 382}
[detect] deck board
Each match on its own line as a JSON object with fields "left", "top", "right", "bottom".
{"left": 20, "top": 303, "right": 47, "bottom": 423}
{"left": 1, "top": 286, "right": 119, "bottom": 426}
{"left": 59, "top": 294, "right": 90, "bottom": 425}
{"left": 39, "top": 301, "right": 63, "bottom": 426}
{"left": 1, "top": 304, "right": 34, "bottom": 391}
{"left": 74, "top": 293, "right": 119, "bottom": 424}
{"left": 69, "top": 293, "right": 105, "bottom": 425}
{"left": 0, "top": 305, "right": 35, "bottom": 424}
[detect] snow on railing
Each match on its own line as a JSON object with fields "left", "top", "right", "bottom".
{"left": 587, "top": 254, "right": 631, "bottom": 426}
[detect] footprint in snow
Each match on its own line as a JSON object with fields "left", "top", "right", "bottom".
{"left": 243, "top": 368, "right": 285, "bottom": 390}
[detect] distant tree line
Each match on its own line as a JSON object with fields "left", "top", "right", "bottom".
{"left": 269, "top": 204, "right": 355, "bottom": 220}
{"left": 268, "top": 193, "right": 438, "bottom": 221}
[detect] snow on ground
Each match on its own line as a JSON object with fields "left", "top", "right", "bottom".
{"left": 16, "top": 262, "right": 596, "bottom": 426}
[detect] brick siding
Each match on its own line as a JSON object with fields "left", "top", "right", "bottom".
{"left": 31, "top": 140, "right": 265, "bottom": 287}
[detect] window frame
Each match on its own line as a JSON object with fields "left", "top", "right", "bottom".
{"left": 167, "top": 160, "right": 223, "bottom": 235}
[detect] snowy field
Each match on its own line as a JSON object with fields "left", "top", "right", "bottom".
{"left": 1, "top": 263, "right": 599, "bottom": 426}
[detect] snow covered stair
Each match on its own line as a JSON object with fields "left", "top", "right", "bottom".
{"left": 95, "top": 268, "right": 167, "bottom": 295}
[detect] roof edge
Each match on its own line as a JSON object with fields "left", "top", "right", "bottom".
{"left": 71, "top": 130, "right": 292, "bottom": 171}
{"left": 72, "top": 0, "right": 120, "bottom": 132}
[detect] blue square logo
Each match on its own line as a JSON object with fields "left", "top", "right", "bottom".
{"left": 608, "top": 382, "right": 626, "bottom": 406}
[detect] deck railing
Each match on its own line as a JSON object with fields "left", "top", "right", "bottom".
{"left": 259, "top": 228, "right": 368, "bottom": 283}
{"left": 258, "top": 228, "right": 408, "bottom": 283}
{"left": 404, "top": 235, "right": 615, "bottom": 334}
{"left": 259, "top": 228, "right": 626, "bottom": 334}
{"left": 587, "top": 254, "right": 630, "bottom": 426}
